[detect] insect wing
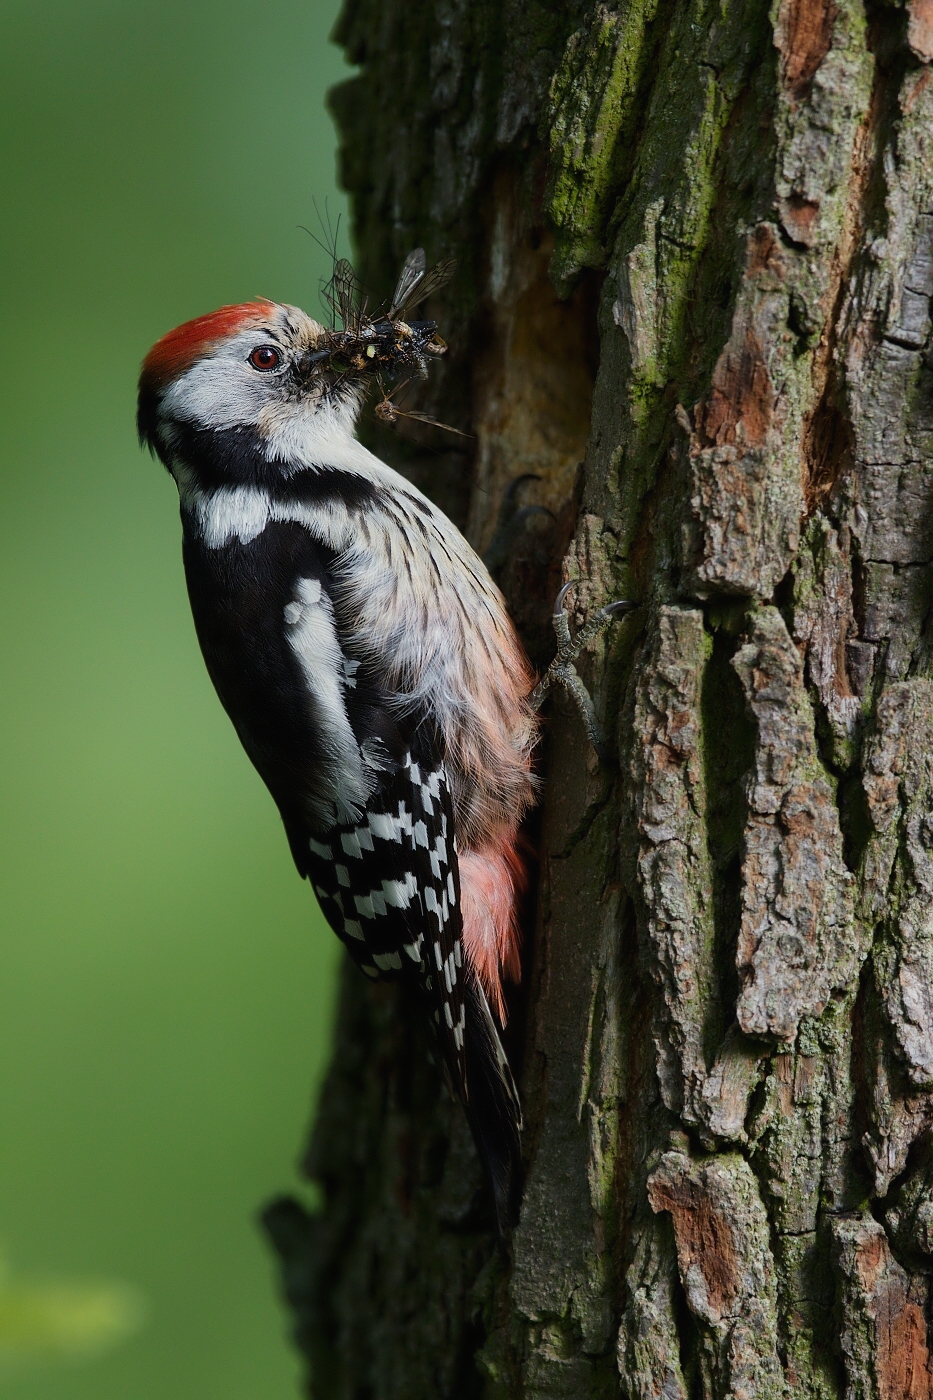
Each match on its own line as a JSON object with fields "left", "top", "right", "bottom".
{"left": 332, "top": 258, "right": 361, "bottom": 331}
{"left": 392, "top": 257, "right": 457, "bottom": 320}
{"left": 388, "top": 248, "right": 426, "bottom": 319}
{"left": 403, "top": 411, "right": 471, "bottom": 438}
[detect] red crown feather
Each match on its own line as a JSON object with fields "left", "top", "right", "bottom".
{"left": 140, "top": 300, "right": 275, "bottom": 392}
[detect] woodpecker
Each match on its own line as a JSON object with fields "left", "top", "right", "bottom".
{"left": 137, "top": 289, "right": 537, "bottom": 1230}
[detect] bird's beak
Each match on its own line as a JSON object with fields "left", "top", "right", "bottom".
{"left": 295, "top": 348, "right": 331, "bottom": 379}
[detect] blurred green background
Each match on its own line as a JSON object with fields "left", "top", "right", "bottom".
{"left": 0, "top": 2, "right": 348, "bottom": 1396}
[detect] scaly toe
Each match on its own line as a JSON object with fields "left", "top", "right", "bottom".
{"left": 532, "top": 585, "right": 636, "bottom": 761}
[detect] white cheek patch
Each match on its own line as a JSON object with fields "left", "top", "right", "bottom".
{"left": 163, "top": 342, "right": 275, "bottom": 430}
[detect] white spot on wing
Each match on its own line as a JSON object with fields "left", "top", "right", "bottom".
{"left": 403, "top": 933, "right": 424, "bottom": 962}
{"left": 369, "top": 812, "right": 401, "bottom": 842}
{"left": 354, "top": 890, "right": 387, "bottom": 918}
{"left": 382, "top": 874, "right": 416, "bottom": 908}
{"left": 373, "top": 950, "right": 402, "bottom": 972}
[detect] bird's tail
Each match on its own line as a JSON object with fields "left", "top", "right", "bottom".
{"left": 462, "top": 977, "right": 523, "bottom": 1238}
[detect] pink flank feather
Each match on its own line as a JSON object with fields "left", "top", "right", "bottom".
{"left": 459, "top": 837, "right": 527, "bottom": 1023}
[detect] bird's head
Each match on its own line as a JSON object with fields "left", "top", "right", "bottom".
{"left": 137, "top": 299, "right": 365, "bottom": 485}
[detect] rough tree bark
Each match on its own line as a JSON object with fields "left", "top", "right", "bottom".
{"left": 264, "top": 2, "right": 933, "bottom": 1396}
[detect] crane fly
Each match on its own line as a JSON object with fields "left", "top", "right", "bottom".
{"left": 373, "top": 378, "right": 471, "bottom": 439}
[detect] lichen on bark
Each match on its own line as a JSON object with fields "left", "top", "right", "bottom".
{"left": 264, "top": 2, "right": 933, "bottom": 1396}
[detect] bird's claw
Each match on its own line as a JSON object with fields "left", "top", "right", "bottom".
{"left": 530, "top": 582, "right": 635, "bottom": 761}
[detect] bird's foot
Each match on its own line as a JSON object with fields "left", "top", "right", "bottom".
{"left": 530, "top": 582, "right": 634, "bottom": 761}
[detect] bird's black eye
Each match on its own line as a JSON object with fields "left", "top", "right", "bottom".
{"left": 248, "top": 345, "right": 281, "bottom": 371}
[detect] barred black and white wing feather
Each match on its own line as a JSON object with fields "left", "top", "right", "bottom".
{"left": 305, "top": 751, "right": 468, "bottom": 1087}
{"left": 304, "top": 745, "right": 521, "bottom": 1223}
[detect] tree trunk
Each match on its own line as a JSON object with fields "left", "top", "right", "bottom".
{"left": 264, "top": 2, "right": 933, "bottom": 1396}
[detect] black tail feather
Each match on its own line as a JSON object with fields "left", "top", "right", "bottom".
{"left": 462, "top": 979, "right": 523, "bottom": 1238}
